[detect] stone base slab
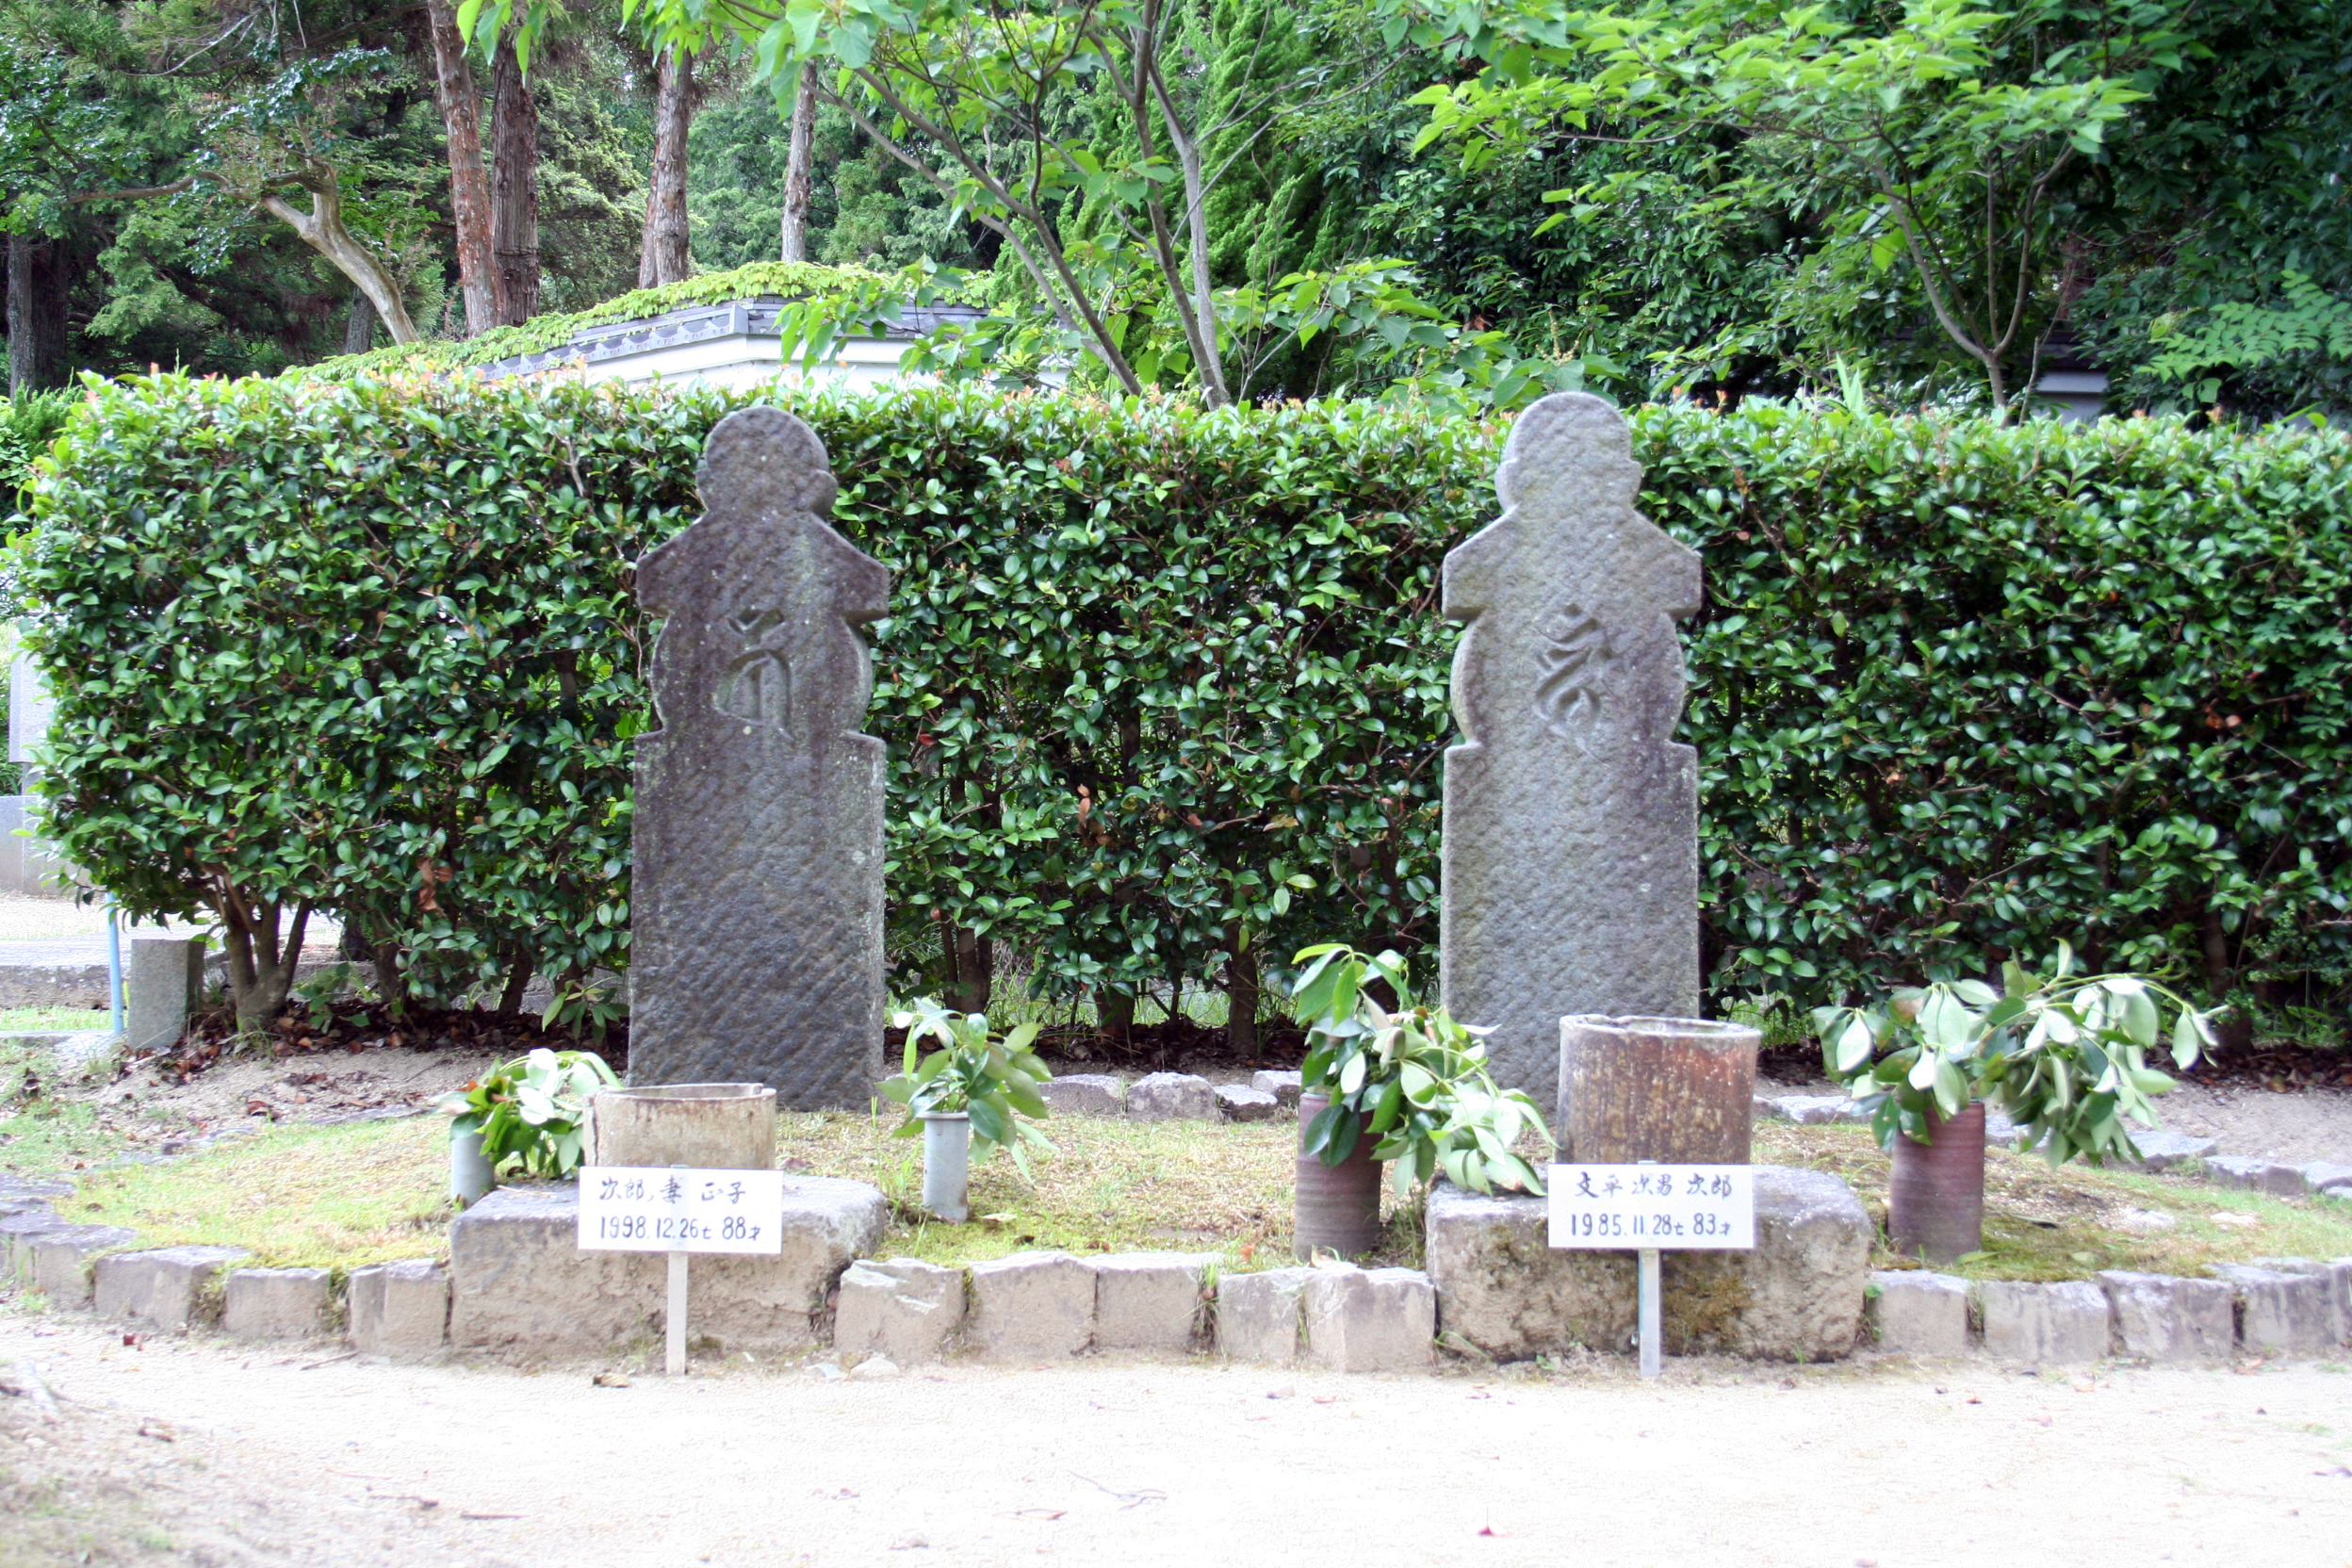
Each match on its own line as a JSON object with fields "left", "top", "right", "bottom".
{"left": 1424, "top": 1167, "right": 1869, "bottom": 1363}
{"left": 448, "top": 1178, "right": 885, "bottom": 1355}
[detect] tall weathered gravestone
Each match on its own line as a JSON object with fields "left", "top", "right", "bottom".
{"left": 1439, "top": 392, "right": 1703, "bottom": 1100}
{"left": 629, "top": 406, "right": 887, "bottom": 1106}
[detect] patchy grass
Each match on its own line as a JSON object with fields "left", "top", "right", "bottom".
{"left": 64, "top": 1117, "right": 450, "bottom": 1269}
{"left": 35, "top": 1102, "right": 2346, "bottom": 1285}
{"left": 0, "top": 1007, "right": 113, "bottom": 1033}
{"left": 777, "top": 1110, "right": 1421, "bottom": 1269}
{"left": 0, "top": 1037, "right": 132, "bottom": 1177}
{"left": 1756, "top": 1121, "right": 2352, "bottom": 1282}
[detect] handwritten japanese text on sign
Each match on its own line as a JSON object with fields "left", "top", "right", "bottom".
{"left": 576, "top": 1166, "right": 785, "bottom": 1255}
{"left": 1546, "top": 1165, "right": 1756, "bottom": 1250}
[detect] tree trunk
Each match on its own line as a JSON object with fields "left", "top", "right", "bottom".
{"left": 780, "top": 71, "right": 817, "bottom": 263}
{"left": 214, "top": 891, "right": 311, "bottom": 1029}
{"left": 1093, "top": 987, "right": 1135, "bottom": 1046}
{"left": 942, "top": 923, "right": 992, "bottom": 1016}
{"left": 1223, "top": 925, "right": 1259, "bottom": 1055}
{"left": 496, "top": 949, "right": 535, "bottom": 1016}
{"left": 257, "top": 161, "right": 421, "bottom": 344}
{"left": 423, "top": 0, "right": 498, "bottom": 336}
{"left": 342, "top": 289, "right": 379, "bottom": 354}
{"left": 489, "top": 31, "right": 540, "bottom": 326}
{"left": 6, "top": 235, "right": 70, "bottom": 394}
{"left": 638, "top": 45, "right": 694, "bottom": 287}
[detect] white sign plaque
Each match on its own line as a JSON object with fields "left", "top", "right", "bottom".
{"left": 576, "top": 1166, "right": 785, "bottom": 1255}
{"left": 1547, "top": 1164, "right": 1756, "bottom": 1250}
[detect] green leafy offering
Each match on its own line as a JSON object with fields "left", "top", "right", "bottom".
{"left": 1289, "top": 942, "right": 1552, "bottom": 1198}
{"left": 1814, "top": 943, "right": 2225, "bottom": 1168}
{"left": 878, "top": 998, "right": 1056, "bottom": 1177}
{"left": 434, "top": 1047, "right": 618, "bottom": 1179}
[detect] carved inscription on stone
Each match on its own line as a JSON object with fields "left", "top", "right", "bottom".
{"left": 1532, "top": 600, "right": 1612, "bottom": 748}
{"left": 1439, "top": 392, "right": 1704, "bottom": 1102}
{"left": 629, "top": 406, "right": 888, "bottom": 1107}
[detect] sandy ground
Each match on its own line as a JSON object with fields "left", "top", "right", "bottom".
{"left": 95, "top": 1046, "right": 502, "bottom": 1137}
{"left": 1761, "top": 1075, "right": 2352, "bottom": 1168}
{"left": 3, "top": 1318, "right": 2350, "bottom": 1568}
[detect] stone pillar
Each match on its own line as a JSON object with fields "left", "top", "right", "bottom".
{"left": 1440, "top": 393, "right": 1703, "bottom": 1101}
{"left": 8, "top": 648, "right": 54, "bottom": 767}
{"left": 628, "top": 407, "right": 888, "bottom": 1106}
{"left": 126, "top": 936, "right": 203, "bottom": 1053}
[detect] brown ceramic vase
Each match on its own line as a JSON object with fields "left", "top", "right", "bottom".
{"left": 1293, "top": 1091, "right": 1383, "bottom": 1260}
{"left": 1887, "top": 1100, "right": 1987, "bottom": 1263}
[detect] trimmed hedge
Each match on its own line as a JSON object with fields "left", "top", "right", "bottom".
{"left": 19, "top": 375, "right": 2352, "bottom": 1029}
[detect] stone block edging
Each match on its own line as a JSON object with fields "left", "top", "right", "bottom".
{"left": 1866, "top": 1259, "right": 2352, "bottom": 1364}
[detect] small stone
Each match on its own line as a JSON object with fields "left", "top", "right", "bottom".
{"left": 1091, "top": 1252, "right": 1210, "bottom": 1352}
{"left": 806, "top": 1361, "right": 845, "bottom": 1381}
{"left": 348, "top": 1260, "right": 449, "bottom": 1358}
{"left": 1215, "top": 1085, "right": 1282, "bottom": 1122}
{"left": 1978, "top": 1281, "right": 2109, "bottom": 1365}
{"left": 2098, "top": 1271, "right": 2234, "bottom": 1362}
{"left": 966, "top": 1250, "right": 1095, "bottom": 1359}
{"left": 1866, "top": 1271, "right": 1971, "bottom": 1357}
{"left": 835, "top": 1258, "right": 965, "bottom": 1365}
{"left": 1303, "top": 1264, "right": 1435, "bottom": 1373}
{"left": 1125, "top": 1072, "right": 1217, "bottom": 1122}
{"left": 1250, "top": 1070, "right": 1303, "bottom": 1107}
{"left": 2202, "top": 1156, "right": 2304, "bottom": 1196}
{"left": 850, "top": 1354, "right": 901, "bottom": 1380}
{"left": 890, "top": 1534, "right": 929, "bottom": 1551}
{"left": 1039, "top": 1074, "right": 1124, "bottom": 1118}
{"left": 2118, "top": 1129, "right": 2218, "bottom": 1173}
{"left": 1751, "top": 1094, "right": 1784, "bottom": 1122}
{"left": 2300, "top": 1162, "right": 2352, "bottom": 1198}
{"left": 222, "top": 1267, "right": 334, "bottom": 1342}
{"left": 1217, "top": 1268, "right": 1314, "bottom": 1366}
{"left": 1773, "top": 1095, "right": 1870, "bottom": 1126}
{"left": 2215, "top": 1263, "right": 2335, "bottom": 1354}
{"left": 2247, "top": 1257, "right": 2349, "bottom": 1346}
{"left": 93, "top": 1246, "right": 250, "bottom": 1331}
{"left": 25, "top": 1227, "right": 139, "bottom": 1309}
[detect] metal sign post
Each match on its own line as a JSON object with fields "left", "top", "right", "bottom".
{"left": 579, "top": 1164, "right": 786, "bottom": 1376}
{"left": 1548, "top": 1161, "right": 1756, "bottom": 1380}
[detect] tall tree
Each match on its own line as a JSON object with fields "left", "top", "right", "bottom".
{"left": 490, "top": 28, "right": 541, "bottom": 322}
{"left": 636, "top": 41, "right": 693, "bottom": 286}
{"left": 778, "top": 71, "right": 815, "bottom": 263}
{"left": 423, "top": 0, "right": 498, "bottom": 334}
{"left": 6, "top": 234, "right": 69, "bottom": 393}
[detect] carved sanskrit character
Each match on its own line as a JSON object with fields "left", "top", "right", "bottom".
{"left": 630, "top": 407, "right": 889, "bottom": 1105}
{"left": 1439, "top": 392, "right": 1703, "bottom": 1102}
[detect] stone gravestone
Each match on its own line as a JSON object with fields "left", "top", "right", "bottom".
{"left": 629, "top": 406, "right": 888, "bottom": 1107}
{"left": 1439, "top": 392, "right": 1703, "bottom": 1100}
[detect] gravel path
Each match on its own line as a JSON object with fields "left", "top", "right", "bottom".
{"left": 3, "top": 1318, "right": 2348, "bottom": 1567}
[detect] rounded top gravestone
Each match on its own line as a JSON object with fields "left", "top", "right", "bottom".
{"left": 627, "top": 406, "right": 890, "bottom": 1108}
{"left": 1439, "top": 391, "right": 1705, "bottom": 1105}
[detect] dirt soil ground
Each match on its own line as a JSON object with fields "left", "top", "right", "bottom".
{"left": 1760, "top": 1074, "right": 2352, "bottom": 1167}
{"left": 2, "top": 1318, "right": 2348, "bottom": 1568}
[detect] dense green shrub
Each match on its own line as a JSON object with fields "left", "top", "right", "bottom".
{"left": 18, "top": 374, "right": 2351, "bottom": 1036}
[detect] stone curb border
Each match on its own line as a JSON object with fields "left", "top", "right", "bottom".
{"left": 1755, "top": 1094, "right": 2352, "bottom": 1200}
{"left": 1868, "top": 1258, "right": 2352, "bottom": 1364}
{"left": 9, "top": 1166, "right": 2346, "bottom": 1376}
